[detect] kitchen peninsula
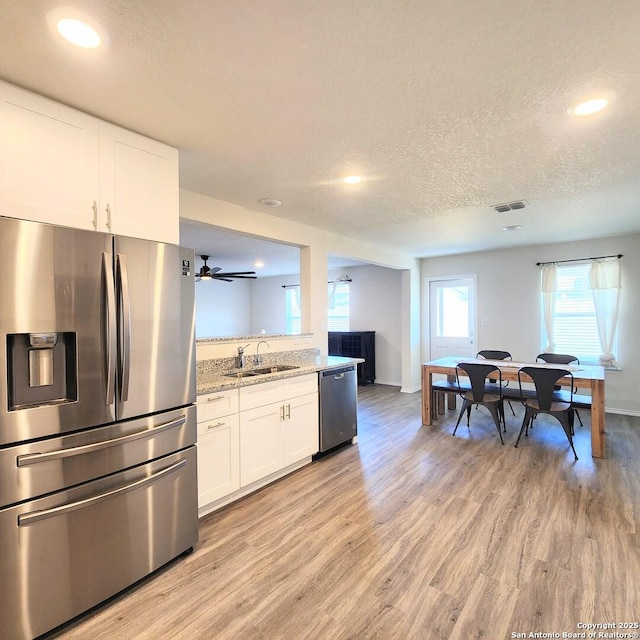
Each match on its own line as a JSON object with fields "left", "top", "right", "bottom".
{"left": 195, "top": 337, "right": 363, "bottom": 516}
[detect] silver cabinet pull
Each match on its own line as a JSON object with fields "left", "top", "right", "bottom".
{"left": 105, "top": 203, "right": 112, "bottom": 230}
{"left": 280, "top": 405, "right": 285, "bottom": 421}
{"left": 18, "top": 458, "right": 186, "bottom": 526}
{"left": 286, "top": 403, "right": 291, "bottom": 419}
{"left": 17, "top": 415, "right": 187, "bottom": 466}
{"left": 92, "top": 200, "right": 98, "bottom": 228}
{"left": 206, "top": 395, "right": 226, "bottom": 402}
{"left": 206, "top": 421, "right": 226, "bottom": 430}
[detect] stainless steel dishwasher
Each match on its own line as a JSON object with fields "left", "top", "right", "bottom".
{"left": 318, "top": 365, "right": 358, "bottom": 453}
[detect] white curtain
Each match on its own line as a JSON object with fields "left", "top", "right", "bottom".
{"left": 541, "top": 263, "right": 558, "bottom": 353}
{"left": 589, "top": 259, "right": 621, "bottom": 368}
{"left": 328, "top": 281, "right": 338, "bottom": 309}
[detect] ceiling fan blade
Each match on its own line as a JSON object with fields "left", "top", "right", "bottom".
{"left": 214, "top": 271, "right": 257, "bottom": 277}
{"left": 211, "top": 266, "right": 222, "bottom": 274}
{"left": 213, "top": 277, "right": 234, "bottom": 282}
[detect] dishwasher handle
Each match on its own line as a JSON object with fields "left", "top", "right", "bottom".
{"left": 322, "top": 365, "right": 355, "bottom": 378}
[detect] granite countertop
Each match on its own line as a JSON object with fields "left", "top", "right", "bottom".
{"left": 197, "top": 356, "right": 364, "bottom": 395}
{"left": 196, "top": 333, "right": 314, "bottom": 343}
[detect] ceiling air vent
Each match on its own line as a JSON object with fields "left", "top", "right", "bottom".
{"left": 493, "top": 200, "right": 529, "bottom": 213}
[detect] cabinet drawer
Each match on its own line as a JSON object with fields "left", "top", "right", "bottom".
{"left": 279, "top": 373, "right": 317, "bottom": 399}
{"left": 197, "top": 389, "right": 239, "bottom": 421}
{"left": 239, "top": 373, "right": 318, "bottom": 411}
{"left": 239, "top": 379, "right": 279, "bottom": 410}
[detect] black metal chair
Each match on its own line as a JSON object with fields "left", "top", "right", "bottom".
{"left": 453, "top": 363, "right": 506, "bottom": 444}
{"left": 476, "top": 350, "right": 516, "bottom": 416}
{"left": 515, "top": 366, "right": 578, "bottom": 460}
{"left": 536, "top": 353, "right": 584, "bottom": 427}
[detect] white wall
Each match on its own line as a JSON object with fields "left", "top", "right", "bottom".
{"left": 340, "top": 264, "right": 403, "bottom": 386}
{"left": 249, "top": 274, "right": 299, "bottom": 335}
{"left": 421, "top": 232, "right": 640, "bottom": 415}
{"left": 195, "top": 278, "right": 251, "bottom": 338}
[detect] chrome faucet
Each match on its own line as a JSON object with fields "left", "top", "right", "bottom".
{"left": 237, "top": 344, "right": 250, "bottom": 368}
{"left": 255, "top": 340, "right": 270, "bottom": 366}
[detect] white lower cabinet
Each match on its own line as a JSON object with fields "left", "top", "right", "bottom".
{"left": 239, "top": 373, "right": 318, "bottom": 487}
{"left": 197, "top": 414, "right": 240, "bottom": 507}
{"left": 196, "top": 390, "right": 240, "bottom": 510}
{"left": 197, "top": 374, "right": 319, "bottom": 515}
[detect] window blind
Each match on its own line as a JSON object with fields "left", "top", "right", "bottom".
{"left": 544, "top": 263, "right": 603, "bottom": 362}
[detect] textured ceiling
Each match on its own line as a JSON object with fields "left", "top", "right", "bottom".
{"left": 1, "top": 0, "right": 639, "bottom": 258}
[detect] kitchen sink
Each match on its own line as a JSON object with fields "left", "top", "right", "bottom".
{"left": 253, "top": 365, "right": 299, "bottom": 374}
{"left": 223, "top": 365, "right": 299, "bottom": 378}
{"left": 223, "top": 370, "right": 260, "bottom": 378}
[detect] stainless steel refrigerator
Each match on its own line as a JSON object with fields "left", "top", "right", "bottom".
{"left": 0, "top": 216, "right": 198, "bottom": 640}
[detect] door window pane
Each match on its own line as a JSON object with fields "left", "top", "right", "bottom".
{"left": 437, "top": 286, "right": 469, "bottom": 337}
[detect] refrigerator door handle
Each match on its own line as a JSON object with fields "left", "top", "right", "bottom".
{"left": 102, "top": 252, "right": 117, "bottom": 406}
{"left": 17, "top": 457, "right": 187, "bottom": 526}
{"left": 116, "top": 253, "right": 132, "bottom": 402}
{"left": 16, "top": 414, "right": 187, "bottom": 467}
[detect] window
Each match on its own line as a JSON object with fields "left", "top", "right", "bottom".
{"left": 285, "top": 287, "right": 301, "bottom": 334}
{"left": 542, "top": 263, "right": 606, "bottom": 364}
{"left": 285, "top": 281, "right": 350, "bottom": 333}
{"left": 328, "top": 281, "right": 350, "bottom": 331}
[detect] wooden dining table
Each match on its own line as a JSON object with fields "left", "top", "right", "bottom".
{"left": 421, "top": 356, "right": 607, "bottom": 458}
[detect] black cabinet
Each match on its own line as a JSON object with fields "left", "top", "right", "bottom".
{"left": 328, "top": 331, "right": 375, "bottom": 385}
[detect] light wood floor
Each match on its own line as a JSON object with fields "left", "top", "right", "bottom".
{"left": 48, "top": 385, "right": 640, "bottom": 640}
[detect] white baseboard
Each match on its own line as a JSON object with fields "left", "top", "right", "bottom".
{"left": 401, "top": 385, "right": 421, "bottom": 394}
{"left": 373, "top": 378, "right": 401, "bottom": 387}
{"left": 605, "top": 407, "right": 640, "bottom": 417}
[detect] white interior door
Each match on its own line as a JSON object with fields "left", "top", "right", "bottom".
{"left": 429, "top": 277, "right": 475, "bottom": 360}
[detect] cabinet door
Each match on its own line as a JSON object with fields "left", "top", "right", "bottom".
{"left": 99, "top": 123, "right": 179, "bottom": 244}
{"left": 239, "top": 403, "right": 282, "bottom": 486}
{"left": 283, "top": 392, "right": 319, "bottom": 465}
{"left": 197, "top": 415, "right": 240, "bottom": 508}
{"left": 0, "top": 82, "right": 100, "bottom": 230}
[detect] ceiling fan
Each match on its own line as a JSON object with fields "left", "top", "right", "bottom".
{"left": 196, "top": 255, "right": 257, "bottom": 282}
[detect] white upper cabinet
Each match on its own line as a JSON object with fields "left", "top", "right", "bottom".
{"left": 0, "top": 81, "right": 179, "bottom": 244}
{"left": 0, "top": 82, "right": 101, "bottom": 231}
{"left": 99, "top": 123, "right": 179, "bottom": 243}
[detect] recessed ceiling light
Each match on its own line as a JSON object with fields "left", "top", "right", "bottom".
{"left": 568, "top": 98, "right": 608, "bottom": 117}
{"left": 57, "top": 19, "right": 101, "bottom": 47}
{"left": 503, "top": 225, "right": 523, "bottom": 232}
{"left": 259, "top": 198, "right": 282, "bottom": 207}
{"left": 344, "top": 175, "right": 363, "bottom": 184}
{"left": 47, "top": 9, "right": 109, "bottom": 49}
{"left": 254, "top": 260, "right": 264, "bottom": 269}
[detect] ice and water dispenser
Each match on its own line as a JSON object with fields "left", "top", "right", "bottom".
{"left": 6, "top": 332, "right": 77, "bottom": 410}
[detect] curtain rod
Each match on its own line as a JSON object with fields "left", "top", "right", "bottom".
{"left": 536, "top": 254, "right": 622, "bottom": 267}
{"left": 281, "top": 278, "right": 352, "bottom": 289}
